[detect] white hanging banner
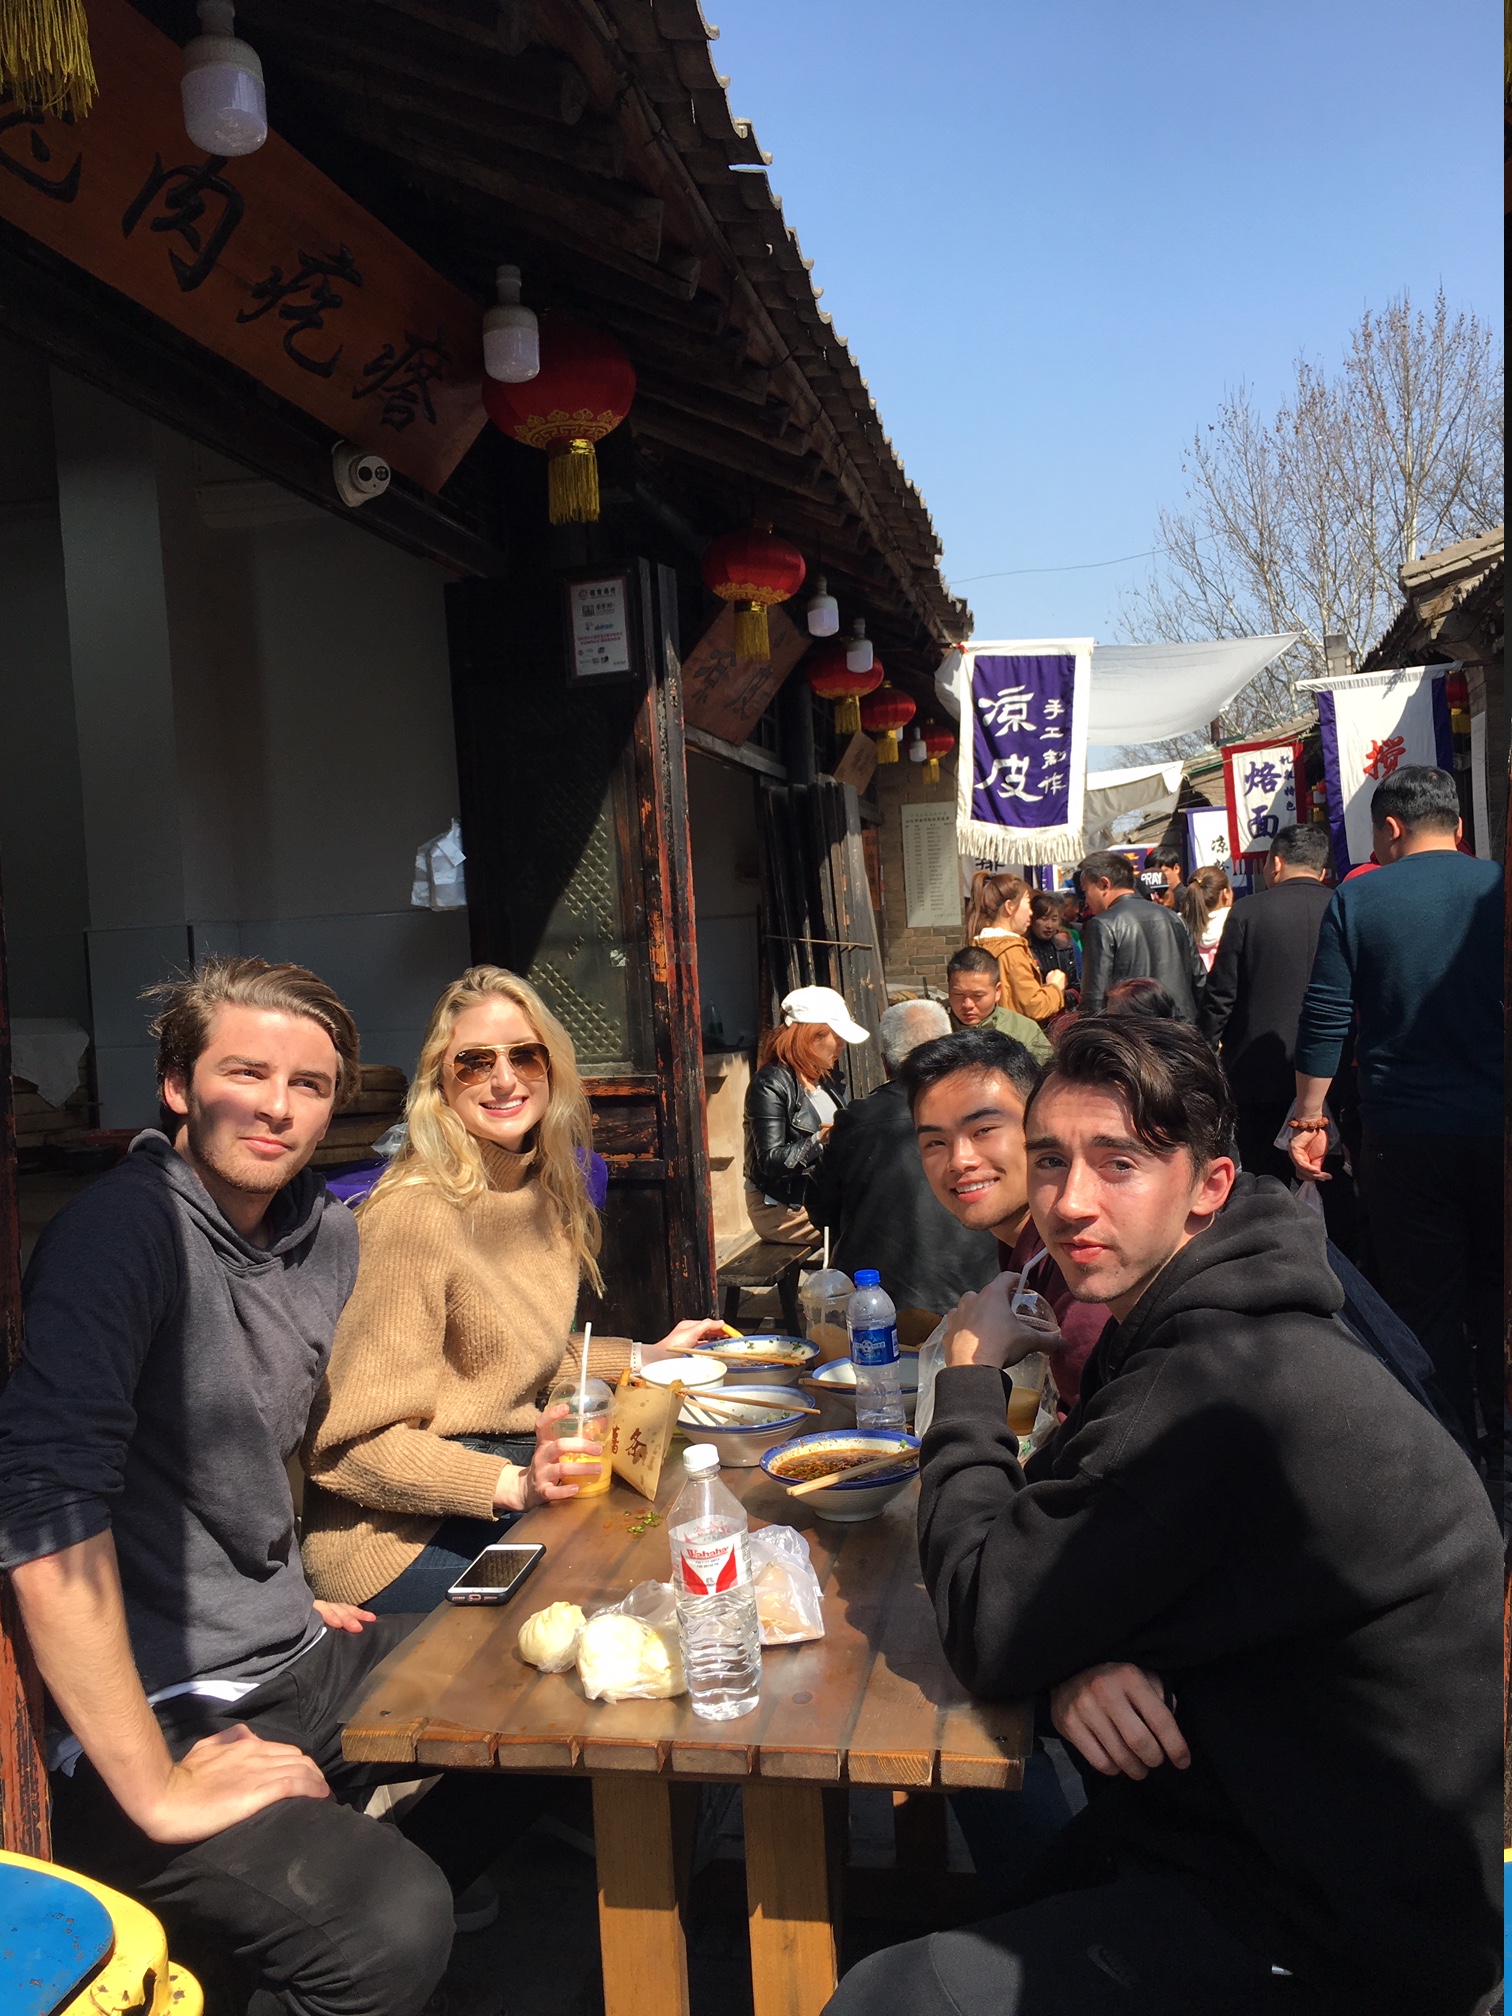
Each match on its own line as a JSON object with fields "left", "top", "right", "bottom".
{"left": 954, "top": 638, "right": 1092, "bottom": 865}
{"left": 1299, "top": 666, "right": 1453, "bottom": 872}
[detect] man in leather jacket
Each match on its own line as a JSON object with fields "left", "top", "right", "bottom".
{"left": 1076, "top": 849, "right": 1206, "bottom": 1020}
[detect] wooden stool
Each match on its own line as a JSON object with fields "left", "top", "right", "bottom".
{"left": 716, "top": 1236, "right": 819, "bottom": 1335}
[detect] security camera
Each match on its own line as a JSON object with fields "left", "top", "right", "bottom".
{"left": 332, "top": 441, "right": 391, "bottom": 507}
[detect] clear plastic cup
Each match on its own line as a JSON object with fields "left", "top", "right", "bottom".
{"left": 547, "top": 1376, "right": 615, "bottom": 1497}
{"left": 1006, "top": 1351, "right": 1050, "bottom": 1439}
{"left": 800, "top": 1266, "right": 854, "bottom": 1364}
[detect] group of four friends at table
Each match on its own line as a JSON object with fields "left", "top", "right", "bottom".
{"left": 0, "top": 945, "right": 1499, "bottom": 2014}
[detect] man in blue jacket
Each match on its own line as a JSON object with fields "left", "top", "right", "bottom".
{"left": 1290, "top": 766, "right": 1503, "bottom": 1471}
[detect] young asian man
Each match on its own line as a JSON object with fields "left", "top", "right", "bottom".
{"left": 827, "top": 1017, "right": 1500, "bottom": 2016}
{"left": 945, "top": 946, "right": 1052, "bottom": 1064}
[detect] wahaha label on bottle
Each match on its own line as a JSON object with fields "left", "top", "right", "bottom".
{"left": 850, "top": 1323, "right": 899, "bottom": 1368}
{"left": 677, "top": 1535, "right": 745, "bottom": 1596}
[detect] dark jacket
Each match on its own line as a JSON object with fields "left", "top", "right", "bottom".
{"left": 0, "top": 1133, "right": 358, "bottom": 1694}
{"left": 1028, "top": 929, "right": 1080, "bottom": 987}
{"left": 1294, "top": 850, "right": 1504, "bottom": 1135}
{"left": 918, "top": 1178, "right": 1500, "bottom": 2013}
{"left": 743, "top": 1058, "right": 847, "bottom": 1210}
{"left": 1079, "top": 892, "right": 1206, "bottom": 1019}
{"left": 1199, "top": 875, "right": 1334, "bottom": 1103}
{"left": 809, "top": 1079, "right": 998, "bottom": 1314}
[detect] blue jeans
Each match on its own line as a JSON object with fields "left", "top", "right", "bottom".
{"left": 364, "top": 1434, "right": 534, "bottom": 1616}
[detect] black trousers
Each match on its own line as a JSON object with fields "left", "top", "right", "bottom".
{"left": 823, "top": 1868, "right": 1343, "bottom": 2016}
{"left": 1356, "top": 1131, "right": 1504, "bottom": 1466}
{"left": 51, "top": 1617, "right": 545, "bottom": 2016}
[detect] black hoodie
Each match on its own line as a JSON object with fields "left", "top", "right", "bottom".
{"left": 0, "top": 1132, "right": 358, "bottom": 1696}
{"left": 918, "top": 1177, "right": 1500, "bottom": 2015}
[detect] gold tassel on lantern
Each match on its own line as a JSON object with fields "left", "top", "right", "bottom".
{"left": 734, "top": 602, "right": 771, "bottom": 660}
{"left": 0, "top": 0, "right": 97, "bottom": 117}
{"left": 834, "top": 695, "right": 862, "bottom": 735}
{"left": 926, "top": 757, "right": 941, "bottom": 785}
{"left": 546, "top": 438, "right": 600, "bottom": 524}
{"left": 875, "top": 731, "right": 899, "bottom": 764}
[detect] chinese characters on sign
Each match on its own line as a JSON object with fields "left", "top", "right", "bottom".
{"left": 0, "top": 0, "right": 484, "bottom": 492}
{"left": 1223, "top": 741, "right": 1302, "bottom": 861}
{"left": 567, "top": 576, "right": 634, "bottom": 679}
{"left": 1308, "top": 665, "right": 1452, "bottom": 872}
{"left": 901, "top": 803, "right": 961, "bottom": 929}
{"left": 970, "top": 654, "right": 1076, "bottom": 829}
{"left": 1362, "top": 734, "right": 1405, "bottom": 780}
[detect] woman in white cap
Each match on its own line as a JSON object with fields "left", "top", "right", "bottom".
{"left": 743, "top": 985, "right": 869, "bottom": 1244}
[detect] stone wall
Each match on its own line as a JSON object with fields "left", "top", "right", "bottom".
{"left": 871, "top": 755, "right": 968, "bottom": 999}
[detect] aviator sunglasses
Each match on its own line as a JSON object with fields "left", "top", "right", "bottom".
{"left": 447, "top": 1043, "right": 551, "bottom": 1087}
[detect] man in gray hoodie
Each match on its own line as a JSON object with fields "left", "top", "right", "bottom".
{"left": 0, "top": 958, "right": 496, "bottom": 2015}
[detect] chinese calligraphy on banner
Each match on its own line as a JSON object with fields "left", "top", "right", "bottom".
{"left": 1222, "top": 739, "right": 1305, "bottom": 862}
{"left": 1299, "top": 665, "right": 1454, "bottom": 872}
{"left": 0, "top": 0, "right": 484, "bottom": 492}
{"left": 955, "top": 640, "right": 1091, "bottom": 865}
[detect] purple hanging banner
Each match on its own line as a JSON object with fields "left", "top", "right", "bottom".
{"left": 957, "top": 642, "right": 1091, "bottom": 864}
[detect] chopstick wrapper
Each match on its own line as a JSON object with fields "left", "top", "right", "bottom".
{"left": 609, "top": 1373, "right": 682, "bottom": 1500}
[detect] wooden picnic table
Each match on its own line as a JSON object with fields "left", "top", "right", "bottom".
{"left": 342, "top": 1459, "right": 1030, "bottom": 2016}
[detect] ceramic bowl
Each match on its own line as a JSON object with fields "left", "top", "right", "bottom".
{"left": 806, "top": 1354, "right": 920, "bottom": 1425}
{"left": 642, "top": 1355, "right": 726, "bottom": 1393}
{"left": 760, "top": 1429, "right": 921, "bottom": 1523}
{"left": 675, "top": 1384, "right": 809, "bottom": 1467}
{"left": 690, "top": 1334, "right": 819, "bottom": 1388}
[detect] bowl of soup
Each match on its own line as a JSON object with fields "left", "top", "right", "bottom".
{"left": 690, "top": 1334, "right": 819, "bottom": 1388}
{"left": 760, "top": 1429, "right": 920, "bottom": 1522}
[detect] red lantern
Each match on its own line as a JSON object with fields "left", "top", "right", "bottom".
{"left": 805, "top": 640, "right": 884, "bottom": 733}
{"left": 1444, "top": 670, "right": 1469, "bottom": 708}
{"left": 860, "top": 682, "right": 916, "bottom": 762}
{"left": 482, "top": 317, "right": 635, "bottom": 525}
{"left": 701, "top": 526, "right": 806, "bottom": 662}
{"left": 919, "top": 723, "right": 955, "bottom": 785}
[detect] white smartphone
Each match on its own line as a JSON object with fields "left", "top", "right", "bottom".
{"left": 446, "top": 1541, "right": 546, "bottom": 1605}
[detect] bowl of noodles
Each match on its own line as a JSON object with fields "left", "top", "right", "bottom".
{"left": 760, "top": 1429, "right": 920, "bottom": 1522}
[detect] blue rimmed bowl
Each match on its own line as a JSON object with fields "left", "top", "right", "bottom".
{"left": 675, "top": 1384, "right": 809, "bottom": 1467}
{"left": 760, "top": 1429, "right": 920, "bottom": 1522}
{"left": 690, "top": 1334, "right": 819, "bottom": 1387}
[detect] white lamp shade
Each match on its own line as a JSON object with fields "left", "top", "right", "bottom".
{"left": 483, "top": 309, "right": 540, "bottom": 382}
{"left": 806, "top": 575, "right": 839, "bottom": 637}
{"left": 845, "top": 633, "right": 874, "bottom": 674}
{"left": 908, "top": 733, "right": 927, "bottom": 763}
{"left": 182, "top": 3, "right": 266, "bottom": 156}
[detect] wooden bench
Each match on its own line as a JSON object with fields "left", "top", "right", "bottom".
{"left": 716, "top": 1234, "right": 819, "bottom": 1335}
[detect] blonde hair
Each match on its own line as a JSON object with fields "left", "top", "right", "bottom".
{"left": 368, "top": 965, "right": 603, "bottom": 1293}
{"left": 966, "top": 870, "right": 1031, "bottom": 943}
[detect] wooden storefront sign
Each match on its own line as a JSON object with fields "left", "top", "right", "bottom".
{"left": 0, "top": 0, "right": 484, "bottom": 492}
{"left": 681, "top": 603, "right": 808, "bottom": 745}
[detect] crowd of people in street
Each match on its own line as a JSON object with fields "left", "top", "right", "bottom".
{"left": 0, "top": 764, "right": 1499, "bottom": 2016}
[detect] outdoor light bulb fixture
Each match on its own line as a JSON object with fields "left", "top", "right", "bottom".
{"left": 845, "top": 618, "right": 874, "bottom": 675}
{"left": 483, "top": 264, "right": 540, "bottom": 383}
{"left": 806, "top": 573, "right": 840, "bottom": 637}
{"left": 908, "top": 730, "right": 928, "bottom": 764}
{"left": 182, "top": 0, "right": 267, "bottom": 157}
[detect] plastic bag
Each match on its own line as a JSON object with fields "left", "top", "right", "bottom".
{"left": 749, "top": 1525, "right": 825, "bottom": 1646}
{"left": 410, "top": 818, "right": 467, "bottom": 911}
{"left": 913, "top": 1316, "right": 948, "bottom": 1439}
{"left": 576, "top": 1581, "right": 686, "bottom": 1701}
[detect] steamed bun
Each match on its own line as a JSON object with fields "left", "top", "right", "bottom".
{"left": 576, "top": 1612, "right": 685, "bottom": 1702}
{"left": 516, "top": 1601, "right": 586, "bottom": 1672}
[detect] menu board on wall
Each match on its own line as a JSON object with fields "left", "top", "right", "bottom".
{"left": 0, "top": 0, "right": 484, "bottom": 491}
{"left": 902, "top": 803, "right": 962, "bottom": 929}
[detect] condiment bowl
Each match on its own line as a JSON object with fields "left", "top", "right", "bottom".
{"left": 806, "top": 1353, "right": 920, "bottom": 1425}
{"left": 675, "top": 1384, "right": 809, "bottom": 1467}
{"left": 761, "top": 1429, "right": 920, "bottom": 1522}
{"left": 690, "top": 1334, "right": 819, "bottom": 1387}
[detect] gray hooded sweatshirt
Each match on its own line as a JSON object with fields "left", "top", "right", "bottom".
{"left": 0, "top": 1132, "right": 358, "bottom": 1694}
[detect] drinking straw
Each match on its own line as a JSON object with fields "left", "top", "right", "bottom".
{"left": 822, "top": 1228, "right": 830, "bottom": 1272}
{"left": 578, "top": 1321, "right": 592, "bottom": 1427}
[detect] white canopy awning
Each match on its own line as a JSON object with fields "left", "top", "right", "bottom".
{"left": 1081, "top": 761, "right": 1185, "bottom": 845}
{"left": 936, "top": 635, "right": 1297, "bottom": 744}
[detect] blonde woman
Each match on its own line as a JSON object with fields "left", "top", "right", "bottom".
{"left": 966, "top": 870, "right": 1066, "bottom": 1024}
{"left": 301, "top": 966, "right": 723, "bottom": 1614}
{"left": 1180, "top": 864, "right": 1234, "bottom": 973}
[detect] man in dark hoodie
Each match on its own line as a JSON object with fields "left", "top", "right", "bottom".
{"left": 826, "top": 1017, "right": 1500, "bottom": 2016}
{"left": 0, "top": 958, "right": 518, "bottom": 2015}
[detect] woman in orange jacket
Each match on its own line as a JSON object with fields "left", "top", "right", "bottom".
{"left": 965, "top": 870, "right": 1067, "bottom": 1024}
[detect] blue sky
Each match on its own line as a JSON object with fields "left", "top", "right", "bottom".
{"left": 713, "top": 0, "right": 1503, "bottom": 647}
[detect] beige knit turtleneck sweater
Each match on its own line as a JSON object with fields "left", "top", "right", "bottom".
{"left": 300, "top": 1142, "right": 626, "bottom": 1605}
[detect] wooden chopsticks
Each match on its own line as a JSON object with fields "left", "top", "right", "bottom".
{"left": 781, "top": 1447, "right": 919, "bottom": 1498}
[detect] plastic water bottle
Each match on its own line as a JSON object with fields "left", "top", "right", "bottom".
{"left": 668, "top": 1445, "right": 762, "bottom": 1721}
{"left": 847, "top": 1269, "right": 906, "bottom": 1432}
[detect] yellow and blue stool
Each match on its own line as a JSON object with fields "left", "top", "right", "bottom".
{"left": 1, "top": 1849, "right": 201, "bottom": 2014}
